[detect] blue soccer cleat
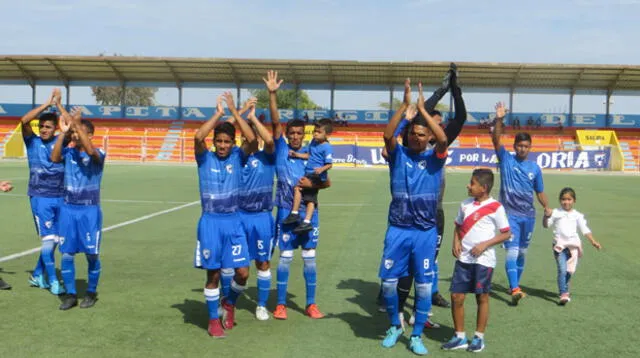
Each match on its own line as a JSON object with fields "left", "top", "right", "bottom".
{"left": 409, "top": 336, "right": 428, "bottom": 355}
{"left": 49, "top": 281, "right": 65, "bottom": 295}
{"left": 441, "top": 335, "right": 468, "bottom": 350}
{"left": 467, "top": 335, "right": 485, "bottom": 353}
{"left": 381, "top": 326, "right": 403, "bottom": 348}
{"left": 29, "top": 275, "right": 50, "bottom": 289}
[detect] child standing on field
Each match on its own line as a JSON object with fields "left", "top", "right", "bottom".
{"left": 543, "top": 187, "right": 602, "bottom": 305}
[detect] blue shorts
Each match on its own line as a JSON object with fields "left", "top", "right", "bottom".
{"left": 30, "top": 196, "right": 63, "bottom": 240}
{"left": 240, "top": 210, "right": 275, "bottom": 263}
{"left": 59, "top": 204, "right": 103, "bottom": 255}
{"left": 503, "top": 215, "right": 536, "bottom": 249}
{"left": 276, "top": 207, "right": 319, "bottom": 252}
{"left": 378, "top": 225, "right": 437, "bottom": 283}
{"left": 194, "top": 212, "right": 250, "bottom": 270}
{"left": 450, "top": 261, "right": 494, "bottom": 294}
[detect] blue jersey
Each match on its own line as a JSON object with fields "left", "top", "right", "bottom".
{"left": 239, "top": 150, "right": 276, "bottom": 212}
{"left": 196, "top": 146, "right": 246, "bottom": 214}
{"left": 497, "top": 146, "right": 544, "bottom": 218}
{"left": 305, "top": 140, "right": 332, "bottom": 181}
{"left": 387, "top": 145, "right": 446, "bottom": 230}
{"left": 274, "top": 136, "right": 308, "bottom": 210}
{"left": 24, "top": 134, "right": 64, "bottom": 198}
{"left": 62, "top": 147, "right": 106, "bottom": 206}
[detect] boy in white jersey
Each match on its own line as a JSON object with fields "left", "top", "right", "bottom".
{"left": 543, "top": 187, "right": 601, "bottom": 305}
{"left": 442, "top": 169, "right": 511, "bottom": 353}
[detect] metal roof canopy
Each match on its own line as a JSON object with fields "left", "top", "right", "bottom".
{"left": 1, "top": 55, "right": 640, "bottom": 95}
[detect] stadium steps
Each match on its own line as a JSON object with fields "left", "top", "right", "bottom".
{"left": 619, "top": 142, "right": 638, "bottom": 170}
{"left": 0, "top": 125, "right": 17, "bottom": 157}
{"left": 563, "top": 141, "right": 576, "bottom": 150}
{"left": 155, "top": 120, "right": 185, "bottom": 160}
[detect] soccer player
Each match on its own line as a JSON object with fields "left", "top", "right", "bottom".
{"left": 491, "top": 102, "right": 550, "bottom": 305}
{"left": 282, "top": 118, "right": 333, "bottom": 234}
{"left": 264, "top": 70, "right": 329, "bottom": 320}
{"left": 20, "top": 89, "right": 66, "bottom": 294}
{"left": 51, "top": 105, "right": 106, "bottom": 311}
{"left": 0, "top": 180, "right": 14, "bottom": 290}
{"left": 227, "top": 98, "right": 276, "bottom": 321}
{"left": 193, "top": 93, "right": 256, "bottom": 338}
{"left": 441, "top": 169, "right": 511, "bottom": 353}
{"left": 379, "top": 79, "right": 447, "bottom": 356}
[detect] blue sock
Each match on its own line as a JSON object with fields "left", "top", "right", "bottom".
{"left": 411, "top": 282, "right": 432, "bottom": 336}
{"left": 226, "top": 279, "right": 246, "bottom": 306}
{"left": 220, "top": 268, "right": 234, "bottom": 298}
{"left": 32, "top": 253, "right": 44, "bottom": 278}
{"left": 256, "top": 269, "right": 271, "bottom": 307}
{"left": 277, "top": 254, "right": 293, "bottom": 305}
{"left": 382, "top": 279, "right": 400, "bottom": 326}
{"left": 204, "top": 288, "right": 220, "bottom": 320}
{"left": 41, "top": 240, "right": 57, "bottom": 284}
{"left": 302, "top": 251, "right": 317, "bottom": 306}
{"left": 61, "top": 253, "right": 76, "bottom": 295}
{"left": 505, "top": 248, "right": 519, "bottom": 290}
{"left": 86, "top": 254, "right": 101, "bottom": 293}
{"left": 516, "top": 248, "right": 528, "bottom": 283}
{"left": 431, "top": 260, "right": 440, "bottom": 295}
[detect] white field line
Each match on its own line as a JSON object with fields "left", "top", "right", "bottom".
{"left": 0, "top": 200, "right": 199, "bottom": 263}
{"left": 0, "top": 193, "right": 191, "bottom": 205}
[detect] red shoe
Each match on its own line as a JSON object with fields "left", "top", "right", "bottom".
{"left": 273, "top": 304, "right": 288, "bottom": 320}
{"left": 208, "top": 319, "right": 225, "bottom": 338}
{"left": 221, "top": 300, "right": 235, "bottom": 330}
{"left": 305, "top": 304, "right": 324, "bottom": 319}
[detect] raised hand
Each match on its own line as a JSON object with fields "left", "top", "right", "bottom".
{"left": 417, "top": 82, "right": 425, "bottom": 110}
{"left": 70, "top": 106, "right": 83, "bottom": 124}
{"left": 222, "top": 91, "right": 236, "bottom": 109}
{"left": 495, "top": 102, "right": 507, "bottom": 120}
{"left": 403, "top": 78, "right": 411, "bottom": 105}
{"left": 248, "top": 97, "right": 257, "bottom": 118}
{"left": 263, "top": 70, "right": 283, "bottom": 93}
{"left": 59, "top": 113, "right": 72, "bottom": 133}
{"left": 405, "top": 104, "right": 418, "bottom": 121}
{"left": 216, "top": 95, "right": 224, "bottom": 114}
{"left": 46, "top": 88, "right": 58, "bottom": 106}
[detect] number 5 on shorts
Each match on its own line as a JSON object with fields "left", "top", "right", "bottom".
{"left": 232, "top": 245, "right": 242, "bottom": 256}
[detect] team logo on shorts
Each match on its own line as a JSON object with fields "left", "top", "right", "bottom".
{"left": 528, "top": 172, "right": 534, "bottom": 180}
{"left": 202, "top": 249, "right": 211, "bottom": 259}
{"left": 226, "top": 164, "right": 233, "bottom": 174}
{"left": 384, "top": 259, "right": 394, "bottom": 269}
{"left": 59, "top": 237, "right": 65, "bottom": 245}
{"left": 282, "top": 233, "right": 290, "bottom": 242}
{"left": 45, "top": 221, "right": 52, "bottom": 229}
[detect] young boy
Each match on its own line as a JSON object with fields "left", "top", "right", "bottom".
{"left": 282, "top": 118, "right": 333, "bottom": 235}
{"left": 442, "top": 169, "right": 511, "bottom": 353}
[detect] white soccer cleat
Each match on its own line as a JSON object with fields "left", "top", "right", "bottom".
{"left": 256, "top": 306, "right": 270, "bottom": 321}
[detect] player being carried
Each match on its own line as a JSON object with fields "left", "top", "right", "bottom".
{"left": 282, "top": 119, "right": 333, "bottom": 235}
{"left": 441, "top": 169, "right": 511, "bottom": 353}
{"left": 491, "top": 102, "right": 550, "bottom": 305}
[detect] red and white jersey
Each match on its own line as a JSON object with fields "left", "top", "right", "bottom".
{"left": 455, "top": 197, "right": 510, "bottom": 268}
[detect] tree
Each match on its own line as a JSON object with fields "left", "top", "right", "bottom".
{"left": 249, "top": 89, "right": 321, "bottom": 110}
{"left": 91, "top": 54, "right": 158, "bottom": 106}
{"left": 379, "top": 97, "right": 449, "bottom": 112}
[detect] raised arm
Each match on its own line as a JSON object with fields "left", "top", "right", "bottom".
{"left": 194, "top": 95, "right": 224, "bottom": 155}
{"left": 443, "top": 83, "right": 467, "bottom": 145}
{"left": 416, "top": 82, "right": 447, "bottom": 154}
{"left": 69, "top": 108, "right": 102, "bottom": 165}
{"left": 492, "top": 102, "right": 507, "bottom": 153}
{"left": 263, "top": 70, "right": 284, "bottom": 140}
{"left": 21, "top": 88, "right": 58, "bottom": 138}
{"left": 247, "top": 99, "right": 275, "bottom": 154}
{"left": 384, "top": 78, "right": 411, "bottom": 155}
{"left": 224, "top": 92, "right": 256, "bottom": 155}
{"left": 51, "top": 112, "right": 71, "bottom": 163}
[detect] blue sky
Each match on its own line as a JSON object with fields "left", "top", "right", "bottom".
{"left": 2, "top": 0, "right": 640, "bottom": 113}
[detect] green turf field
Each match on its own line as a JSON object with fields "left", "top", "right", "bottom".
{"left": 0, "top": 161, "right": 636, "bottom": 357}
